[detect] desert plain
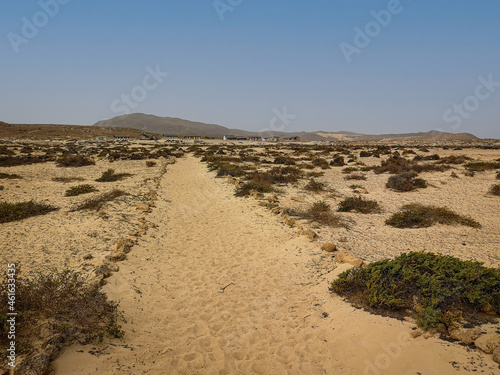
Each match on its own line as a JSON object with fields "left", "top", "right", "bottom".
{"left": 1, "top": 137, "right": 499, "bottom": 374}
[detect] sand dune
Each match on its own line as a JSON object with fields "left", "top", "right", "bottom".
{"left": 52, "top": 155, "right": 498, "bottom": 374}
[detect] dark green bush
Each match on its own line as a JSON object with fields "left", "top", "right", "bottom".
{"left": 386, "top": 203, "right": 480, "bottom": 229}
{"left": 386, "top": 172, "right": 426, "bottom": 192}
{"left": 331, "top": 251, "right": 499, "bottom": 330}
{"left": 338, "top": 196, "right": 381, "bottom": 214}
{"left": 0, "top": 201, "right": 58, "bottom": 223}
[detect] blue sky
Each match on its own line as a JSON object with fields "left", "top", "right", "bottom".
{"left": 1, "top": 0, "right": 499, "bottom": 138}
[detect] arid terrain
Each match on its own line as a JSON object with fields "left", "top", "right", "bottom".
{"left": 1, "top": 136, "right": 499, "bottom": 374}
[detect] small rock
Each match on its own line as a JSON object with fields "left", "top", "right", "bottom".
{"left": 448, "top": 325, "right": 481, "bottom": 345}
{"left": 492, "top": 347, "right": 500, "bottom": 364}
{"left": 284, "top": 217, "right": 296, "bottom": 227}
{"left": 268, "top": 195, "right": 279, "bottom": 203}
{"left": 108, "top": 251, "right": 126, "bottom": 262}
{"left": 303, "top": 229, "right": 318, "bottom": 241}
{"left": 411, "top": 330, "right": 422, "bottom": 339}
{"left": 335, "top": 251, "right": 363, "bottom": 267}
{"left": 321, "top": 243, "right": 337, "bottom": 252}
{"left": 475, "top": 333, "right": 500, "bottom": 354}
{"left": 271, "top": 207, "right": 281, "bottom": 215}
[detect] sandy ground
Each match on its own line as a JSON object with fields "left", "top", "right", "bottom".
{"left": 50, "top": 155, "right": 499, "bottom": 374}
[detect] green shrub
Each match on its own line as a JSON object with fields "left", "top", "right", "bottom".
{"left": 338, "top": 196, "right": 381, "bottom": 214}
{"left": 386, "top": 203, "right": 480, "bottom": 229}
{"left": 0, "top": 269, "right": 123, "bottom": 360}
{"left": 330, "top": 251, "right": 499, "bottom": 330}
{"left": 489, "top": 184, "right": 500, "bottom": 196}
{"left": 56, "top": 155, "right": 95, "bottom": 167}
{"left": 65, "top": 184, "right": 98, "bottom": 197}
{"left": 96, "top": 169, "right": 132, "bottom": 182}
{"left": 0, "top": 201, "right": 58, "bottom": 223}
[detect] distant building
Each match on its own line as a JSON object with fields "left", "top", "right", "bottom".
{"left": 164, "top": 135, "right": 179, "bottom": 139}
{"left": 95, "top": 135, "right": 107, "bottom": 141}
{"left": 282, "top": 136, "right": 301, "bottom": 142}
{"left": 114, "top": 135, "right": 130, "bottom": 141}
{"left": 140, "top": 134, "right": 158, "bottom": 140}
{"left": 264, "top": 136, "right": 280, "bottom": 142}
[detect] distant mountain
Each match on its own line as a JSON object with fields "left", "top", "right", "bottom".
{"left": 94, "top": 113, "right": 479, "bottom": 141}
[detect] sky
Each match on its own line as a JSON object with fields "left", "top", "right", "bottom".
{"left": 1, "top": 0, "right": 499, "bottom": 138}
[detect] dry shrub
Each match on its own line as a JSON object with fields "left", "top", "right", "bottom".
{"left": 489, "top": 184, "right": 500, "bottom": 196}
{"left": 304, "top": 178, "right": 326, "bottom": 192}
{"left": 0, "top": 269, "right": 123, "bottom": 362}
{"left": 65, "top": 184, "right": 98, "bottom": 197}
{"left": 72, "top": 189, "right": 128, "bottom": 211}
{"left": 465, "top": 161, "right": 500, "bottom": 172}
{"left": 338, "top": 196, "right": 381, "bottom": 214}
{"left": 330, "top": 156, "right": 345, "bottom": 167}
{"left": 287, "top": 201, "right": 349, "bottom": 228}
{"left": 52, "top": 177, "right": 85, "bottom": 183}
{"left": 96, "top": 169, "right": 133, "bottom": 182}
{"left": 386, "top": 203, "right": 481, "bottom": 229}
{"left": 0, "top": 173, "right": 21, "bottom": 180}
{"left": 0, "top": 201, "right": 58, "bottom": 223}
{"left": 344, "top": 173, "right": 366, "bottom": 181}
{"left": 146, "top": 160, "right": 156, "bottom": 167}
{"left": 386, "top": 172, "right": 427, "bottom": 192}
{"left": 56, "top": 155, "right": 95, "bottom": 167}
{"left": 0, "top": 155, "right": 50, "bottom": 167}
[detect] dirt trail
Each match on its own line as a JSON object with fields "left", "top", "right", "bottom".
{"left": 53, "top": 156, "right": 497, "bottom": 374}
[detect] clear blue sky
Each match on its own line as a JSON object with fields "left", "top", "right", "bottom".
{"left": 1, "top": 0, "right": 499, "bottom": 138}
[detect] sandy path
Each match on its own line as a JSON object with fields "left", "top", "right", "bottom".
{"left": 53, "top": 156, "right": 498, "bottom": 375}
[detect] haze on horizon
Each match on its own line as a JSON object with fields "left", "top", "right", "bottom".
{"left": 1, "top": 0, "right": 499, "bottom": 139}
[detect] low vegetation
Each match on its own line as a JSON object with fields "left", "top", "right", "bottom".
{"left": 338, "top": 196, "right": 381, "bottom": 214}
{"left": 0, "top": 201, "right": 58, "bottom": 223}
{"left": 386, "top": 172, "right": 427, "bottom": 192}
{"left": 96, "top": 169, "right": 133, "bottom": 182}
{"left": 386, "top": 203, "right": 481, "bottom": 229}
{"left": 0, "top": 173, "right": 21, "bottom": 179}
{"left": 330, "top": 251, "right": 499, "bottom": 330}
{"left": 0, "top": 269, "right": 124, "bottom": 362}
{"left": 72, "top": 189, "right": 128, "bottom": 211}
{"left": 56, "top": 155, "right": 95, "bottom": 167}
{"left": 287, "top": 201, "right": 349, "bottom": 228}
{"left": 489, "top": 184, "right": 500, "bottom": 196}
{"left": 464, "top": 161, "right": 500, "bottom": 172}
{"left": 65, "top": 184, "right": 98, "bottom": 197}
{"left": 52, "top": 177, "right": 85, "bottom": 183}
{"left": 235, "top": 181, "right": 273, "bottom": 197}
{"left": 304, "top": 178, "right": 326, "bottom": 192}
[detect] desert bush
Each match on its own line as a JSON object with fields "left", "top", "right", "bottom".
{"left": 0, "top": 155, "right": 50, "bottom": 167}
{"left": 287, "top": 201, "right": 348, "bottom": 228}
{"left": 464, "top": 161, "right": 500, "bottom": 172}
{"left": 247, "top": 166, "right": 301, "bottom": 186}
{"left": 146, "top": 161, "right": 156, "bottom": 167}
{"left": 52, "top": 177, "right": 85, "bottom": 183}
{"left": 344, "top": 173, "right": 366, "bottom": 181}
{"left": 0, "top": 201, "right": 58, "bottom": 223}
{"left": 56, "top": 155, "right": 95, "bottom": 167}
{"left": 312, "top": 158, "right": 330, "bottom": 170}
{"left": 273, "top": 157, "right": 296, "bottom": 165}
{"left": 338, "top": 196, "right": 381, "bottom": 214}
{"left": 306, "top": 171, "right": 325, "bottom": 178}
{"left": 235, "top": 181, "right": 273, "bottom": 197}
{"left": 65, "top": 184, "right": 98, "bottom": 197}
{"left": 437, "top": 155, "right": 472, "bottom": 165}
{"left": 386, "top": 203, "right": 480, "bottom": 229}
{"left": 330, "top": 156, "right": 345, "bottom": 167}
{"left": 450, "top": 172, "right": 459, "bottom": 178}
{"left": 359, "top": 151, "right": 372, "bottom": 157}
{"left": 0, "top": 269, "right": 123, "bottom": 361}
{"left": 497, "top": 171, "right": 500, "bottom": 180}
{"left": 0, "top": 173, "right": 21, "bottom": 179}
{"left": 72, "top": 189, "right": 128, "bottom": 211}
{"left": 0, "top": 186, "right": 3, "bottom": 191}
{"left": 330, "top": 251, "right": 499, "bottom": 330}
{"left": 304, "top": 178, "right": 326, "bottom": 192}
{"left": 96, "top": 169, "right": 133, "bottom": 182}
{"left": 374, "top": 156, "right": 410, "bottom": 174}
{"left": 489, "top": 184, "right": 500, "bottom": 196}
{"left": 342, "top": 167, "right": 358, "bottom": 174}
{"left": 386, "top": 172, "right": 426, "bottom": 192}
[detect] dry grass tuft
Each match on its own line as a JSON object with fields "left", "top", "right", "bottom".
{"left": 0, "top": 201, "right": 58, "bottom": 223}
